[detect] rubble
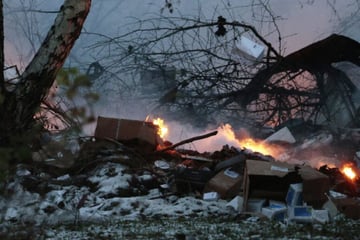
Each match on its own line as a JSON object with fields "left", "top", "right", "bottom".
{"left": 4, "top": 116, "right": 360, "bottom": 233}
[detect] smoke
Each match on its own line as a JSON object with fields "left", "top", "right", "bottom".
{"left": 162, "top": 121, "right": 234, "bottom": 153}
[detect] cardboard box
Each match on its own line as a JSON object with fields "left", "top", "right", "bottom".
{"left": 243, "top": 160, "right": 330, "bottom": 210}
{"left": 94, "top": 116, "right": 163, "bottom": 147}
{"left": 332, "top": 198, "right": 360, "bottom": 220}
{"left": 204, "top": 168, "right": 243, "bottom": 199}
{"left": 298, "top": 165, "right": 330, "bottom": 207}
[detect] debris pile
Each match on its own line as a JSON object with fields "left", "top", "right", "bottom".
{"left": 3, "top": 115, "right": 360, "bottom": 228}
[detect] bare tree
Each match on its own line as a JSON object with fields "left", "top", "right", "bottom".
{"left": 0, "top": 0, "right": 91, "bottom": 149}
{"left": 88, "top": 2, "right": 360, "bottom": 130}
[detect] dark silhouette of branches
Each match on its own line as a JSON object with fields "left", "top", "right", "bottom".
{"left": 88, "top": 5, "right": 360, "bottom": 129}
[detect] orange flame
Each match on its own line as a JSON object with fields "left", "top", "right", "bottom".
{"left": 219, "top": 124, "right": 284, "bottom": 158}
{"left": 238, "top": 137, "right": 283, "bottom": 157}
{"left": 152, "top": 117, "right": 168, "bottom": 139}
{"left": 341, "top": 163, "right": 357, "bottom": 181}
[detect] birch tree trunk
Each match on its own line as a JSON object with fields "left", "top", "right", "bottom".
{"left": 0, "top": 0, "right": 91, "bottom": 146}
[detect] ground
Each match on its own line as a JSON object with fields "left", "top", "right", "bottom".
{"left": 1, "top": 160, "right": 360, "bottom": 240}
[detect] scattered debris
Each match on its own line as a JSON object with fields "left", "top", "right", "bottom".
{"left": 4, "top": 116, "right": 360, "bottom": 233}
{"left": 231, "top": 36, "right": 266, "bottom": 62}
{"left": 265, "top": 126, "right": 296, "bottom": 144}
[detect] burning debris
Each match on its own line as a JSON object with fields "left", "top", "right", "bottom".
{"left": 341, "top": 163, "right": 358, "bottom": 182}
{"left": 4, "top": 115, "right": 360, "bottom": 231}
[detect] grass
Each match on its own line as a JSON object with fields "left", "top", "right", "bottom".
{"left": 2, "top": 215, "right": 360, "bottom": 239}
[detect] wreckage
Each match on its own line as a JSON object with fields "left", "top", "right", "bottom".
{"left": 3, "top": 34, "right": 360, "bottom": 230}
{"left": 26, "top": 115, "right": 360, "bottom": 225}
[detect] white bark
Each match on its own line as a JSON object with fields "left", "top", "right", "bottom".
{"left": 12, "top": 0, "right": 91, "bottom": 126}
{"left": 19, "top": 0, "right": 91, "bottom": 96}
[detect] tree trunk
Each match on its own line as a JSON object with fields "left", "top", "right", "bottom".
{"left": 0, "top": 0, "right": 91, "bottom": 146}
{"left": 0, "top": 0, "right": 4, "bottom": 88}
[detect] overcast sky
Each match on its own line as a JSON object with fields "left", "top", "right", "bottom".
{"left": 3, "top": 0, "right": 360, "bottom": 69}
{"left": 3, "top": 0, "right": 359, "bottom": 140}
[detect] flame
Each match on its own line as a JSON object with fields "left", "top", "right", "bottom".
{"left": 152, "top": 117, "right": 168, "bottom": 139}
{"left": 219, "top": 124, "right": 237, "bottom": 144}
{"left": 219, "top": 124, "right": 284, "bottom": 158}
{"left": 341, "top": 163, "right": 357, "bottom": 181}
{"left": 238, "top": 137, "right": 282, "bottom": 157}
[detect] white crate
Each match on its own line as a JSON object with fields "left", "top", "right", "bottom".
{"left": 288, "top": 206, "right": 313, "bottom": 223}
{"left": 286, "top": 183, "right": 303, "bottom": 206}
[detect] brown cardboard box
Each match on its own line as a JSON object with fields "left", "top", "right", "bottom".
{"left": 243, "top": 159, "right": 330, "bottom": 210}
{"left": 333, "top": 198, "right": 360, "bottom": 220}
{"left": 298, "top": 165, "right": 330, "bottom": 206}
{"left": 94, "top": 116, "right": 163, "bottom": 147}
{"left": 204, "top": 168, "right": 243, "bottom": 199}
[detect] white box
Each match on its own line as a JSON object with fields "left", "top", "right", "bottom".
{"left": 233, "top": 36, "right": 265, "bottom": 61}
{"left": 265, "top": 127, "right": 296, "bottom": 144}
{"left": 262, "top": 207, "right": 287, "bottom": 221}
{"left": 322, "top": 199, "right": 339, "bottom": 220}
{"left": 286, "top": 183, "right": 303, "bottom": 206}
{"left": 246, "top": 198, "right": 266, "bottom": 213}
{"left": 203, "top": 192, "right": 219, "bottom": 201}
{"left": 269, "top": 200, "right": 286, "bottom": 209}
{"left": 262, "top": 200, "right": 287, "bottom": 221}
{"left": 226, "top": 195, "right": 243, "bottom": 212}
{"left": 312, "top": 209, "right": 330, "bottom": 224}
{"left": 288, "top": 206, "right": 313, "bottom": 223}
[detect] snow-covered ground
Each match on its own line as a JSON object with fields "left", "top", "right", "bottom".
{"left": 1, "top": 160, "right": 360, "bottom": 239}
{"left": 0, "top": 161, "right": 237, "bottom": 239}
{"left": 1, "top": 162, "right": 230, "bottom": 225}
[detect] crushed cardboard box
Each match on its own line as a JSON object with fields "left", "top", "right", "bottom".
{"left": 204, "top": 168, "right": 243, "bottom": 199}
{"left": 243, "top": 159, "right": 330, "bottom": 210}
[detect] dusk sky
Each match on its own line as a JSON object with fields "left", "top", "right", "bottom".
{"left": 3, "top": 0, "right": 360, "bottom": 69}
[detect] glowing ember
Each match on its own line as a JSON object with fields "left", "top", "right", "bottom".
{"left": 341, "top": 164, "right": 357, "bottom": 181}
{"left": 152, "top": 117, "right": 168, "bottom": 139}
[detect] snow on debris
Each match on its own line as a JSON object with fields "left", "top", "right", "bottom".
{"left": 0, "top": 161, "right": 230, "bottom": 228}
{"left": 88, "top": 162, "right": 132, "bottom": 197}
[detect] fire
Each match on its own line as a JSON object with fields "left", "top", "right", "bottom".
{"left": 152, "top": 117, "right": 168, "bottom": 139}
{"left": 341, "top": 163, "right": 358, "bottom": 181}
{"left": 238, "top": 137, "right": 282, "bottom": 157}
{"left": 219, "top": 124, "right": 284, "bottom": 158}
